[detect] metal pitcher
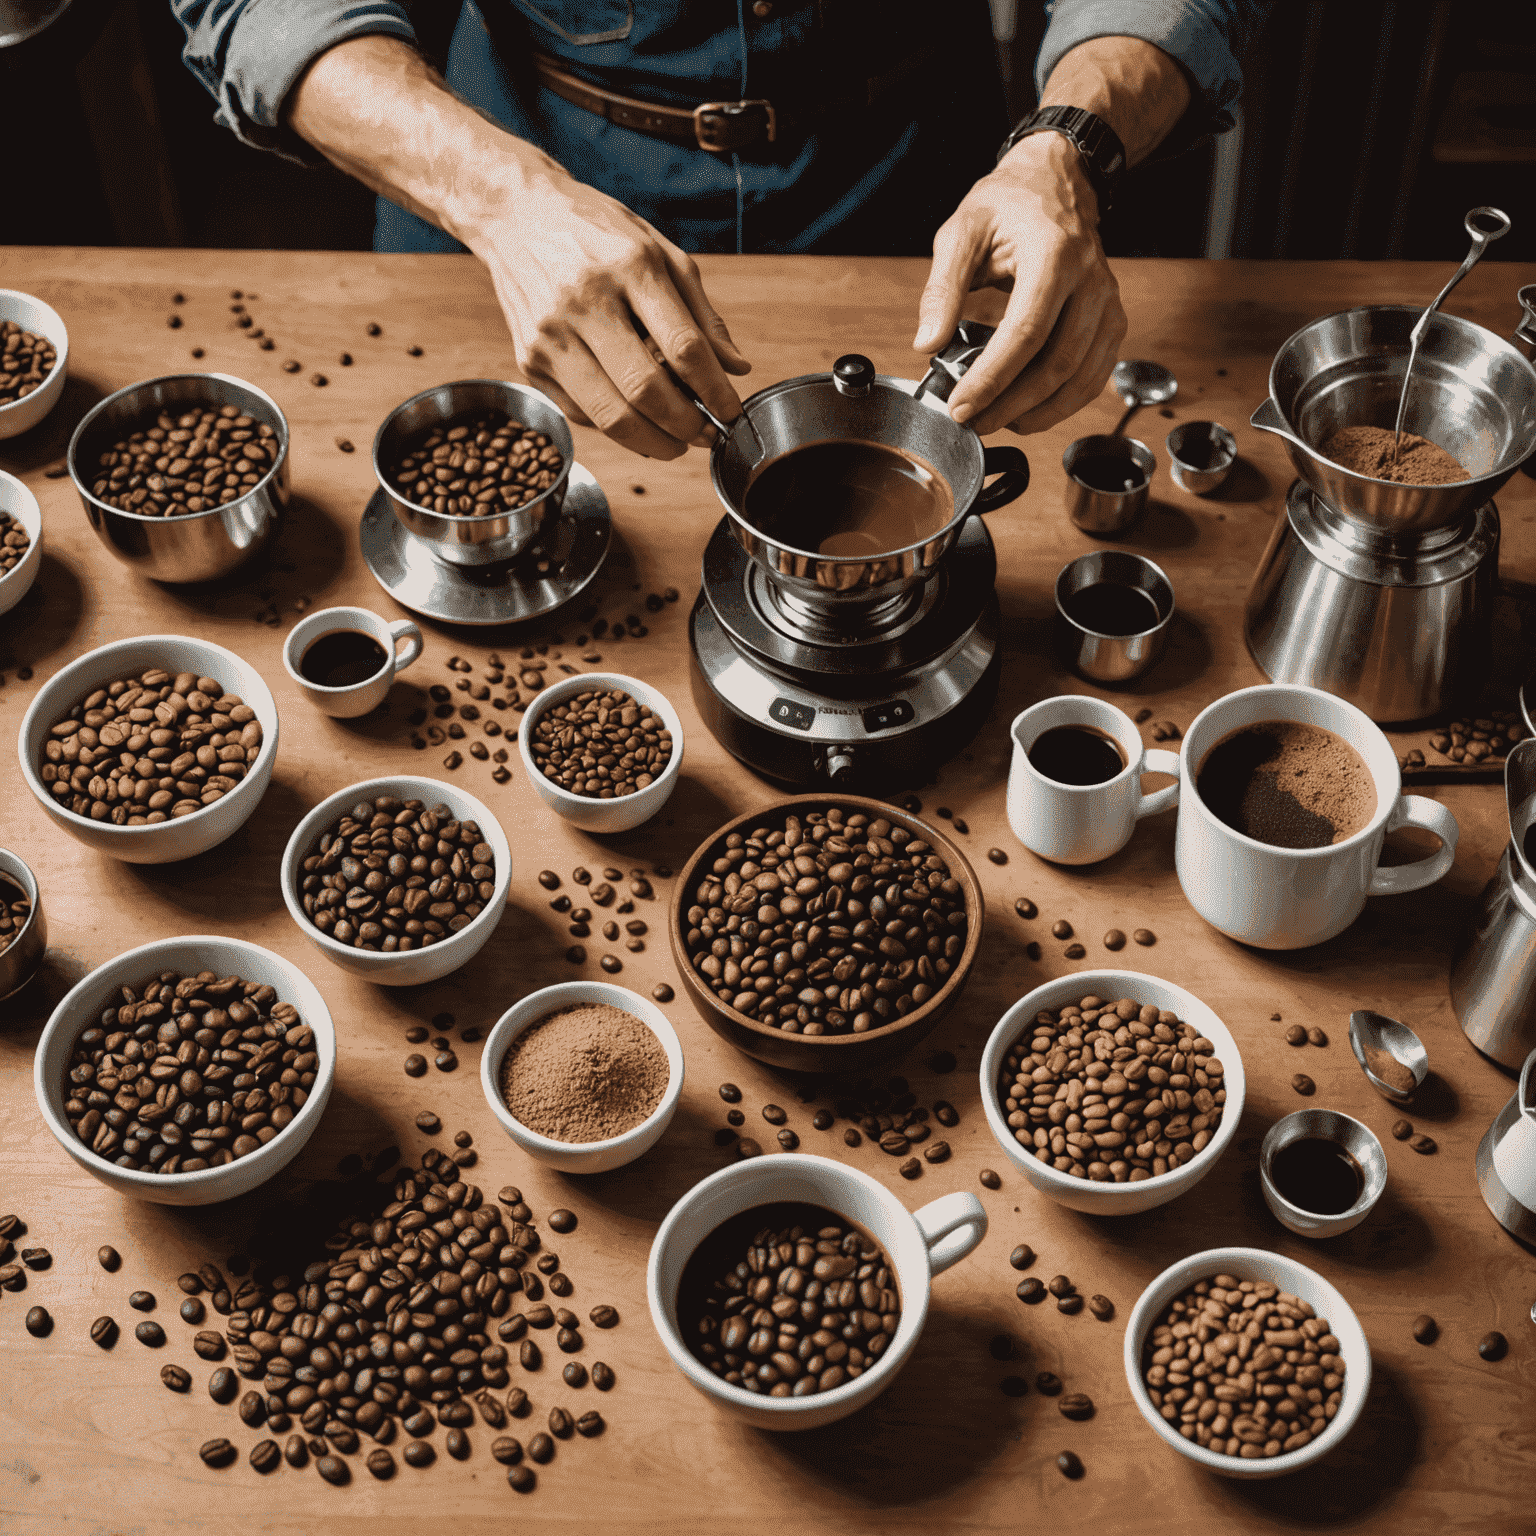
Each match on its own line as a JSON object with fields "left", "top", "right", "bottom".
{"left": 1475, "top": 1045, "right": 1536, "bottom": 1244}
{"left": 1450, "top": 739, "right": 1536, "bottom": 1068}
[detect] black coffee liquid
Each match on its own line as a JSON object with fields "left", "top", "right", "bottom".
{"left": 1071, "top": 456, "right": 1145, "bottom": 494}
{"left": 743, "top": 440, "right": 954, "bottom": 558}
{"left": 1028, "top": 725, "right": 1126, "bottom": 786}
{"left": 1270, "top": 1137, "right": 1364, "bottom": 1215}
{"left": 1061, "top": 581, "right": 1162, "bottom": 636}
{"left": 301, "top": 630, "right": 388, "bottom": 688}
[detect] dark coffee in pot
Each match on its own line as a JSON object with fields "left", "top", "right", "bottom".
{"left": 743, "top": 440, "right": 954, "bottom": 558}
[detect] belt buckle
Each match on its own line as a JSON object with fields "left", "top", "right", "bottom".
{"left": 693, "top": 99, "right": 776, "bottom": 153}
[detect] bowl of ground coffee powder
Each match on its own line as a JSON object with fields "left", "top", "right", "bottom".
{"left": 481, "top": 981, "right": 683, "bottom": 1173}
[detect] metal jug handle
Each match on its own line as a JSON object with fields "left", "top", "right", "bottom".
{"left": 1521, "top": 1046, "right": 1536, "bottom": 1118}
{"left": 914, "top": 320, "right": 997, "bottom": 404}
{"left": 1511, "top": 284, "right": 1536, "bottom": 364}
{"left": 972, "top": 445, "right": 1030, "bottom": 513}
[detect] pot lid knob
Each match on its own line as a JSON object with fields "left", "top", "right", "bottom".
{"left": 832, "top": 355, "right": 875, "bottom": 398}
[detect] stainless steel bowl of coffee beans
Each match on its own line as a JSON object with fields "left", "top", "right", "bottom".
{"left": 373, "top": 380, "right": 573, "bottom": 566}
{"left": 67, "top": 372, "right": 290, "bottom": 583}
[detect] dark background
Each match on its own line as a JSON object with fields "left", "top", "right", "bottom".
{"left": 2, "top": 0, "right": 1531, "bottom": 262}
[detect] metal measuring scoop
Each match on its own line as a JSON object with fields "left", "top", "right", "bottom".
{"left": 1389, "top": 206, "right": 1512, "bottom": 470}
{"left": 1348, "top": 1010, "right": 1429, "bottom": 1104}
{"left": 1110, "top": 360, "right": 1177, "bottom": 436}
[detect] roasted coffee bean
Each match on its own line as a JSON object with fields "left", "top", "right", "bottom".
{"left": 488, "top": 1434, "right": 523, "bottom": 1465}
{"left": 507, "top": 1464, "right": 536, "bottom": 1492}
{"left": 1051, "top": 920, "right": 1073, "bottom": 939}
{"left": 1088, "top": 1294, "right": 1114, "bottom": 1321}
{"left": 415, "top": 1110, "right": 442, "bottom": 1134}
{"left": 1292, "top": 1074, "right": 1316, "bottom": 1095}
{"left": 719, "top": 1082, "right": 743, "bottom": 1104}
{"left": 1132, "top": 928, "right": 1155, "bottom": 946}
{"left": 402, "top": 1439, "right": 435, "bottom": 1469}
{"left": 505, "top": 1386, "right": 531, "bottom": 1418}
{"left": 986, "top": 847, "right": 1008, "bottom": 865}
{"left": 1056, "top": 1450, "right": 1084, "bottom": 1479}
{"left": 520, "top": 1339, "right": 542, "bottom": 1370}
{"left": 239, "top": 1390, "right": 267, "bottom": 1426}
{"left": 1014, "top": 898, "right": 1038, "bottom": 920}
{"left": 97, "top": 1245, "right": 121, "bottom": 1272}
{"left": 1034, "top": 1371, "right": 1063, "bottom": 1395}
{"left": 135, "top": 1321, "right": 165, "bottom": 1347}
{"left": 40, "top": 665, "right": 266, "bottom": 831}
{"left": 844, "top": 1128, "right": 862, "bottom": 1147}
{"left": 404, "top": 1054, "right": 427, "bottom": 1076}
{"left": 445, "top": 1428, "right": 471, "bottom": 1459}
{"left": 727, "top": 1109, "right": 745, "bottom": 1126}
{"left": 129, "top": 1290, "right": 155, "bottom": 1311}
{"left": 584, "top": 1305, "right": 620, "bottom": 1333}
{"left": 1409, "top": 1133, "right": 1437, "bottom": 1154}
{"left": 999, "top": 1376, "right": 1028, "bottom": 1398}
{"left": 25, "top": 1306, "right": 52, "bottom": 1337}
{"left": 1412, "top": 1314, "right": 1438, "bottom": 1344}
{"left": 297, "top": 792, "right": 495, "bottom": 952}
{"left": 934, "top": 1101, "right": 959, "bottom": 1127}
{"left": 565, "top": 945, "right": 587, "bottom": 964}
{"left": 1391, "top": 1118, "right": 1414, "bottom": 1141}
{"left": 812, "top": 1109, "right": 835, "bottom": 1131}
{"left": 979, "top": 1168, "right": 1001, "bottom": 1190}
{"left": 1064, "top": 944, "right": 1086, "bottom": 959}
{"left": 1478, "top": 1330, "right": 1507, "bottom": 1361}
{"left": 775, "top": 1128, "right": 801, "bottom": 1154}
{"left": 1057, "top": 1294, "right": 1084, "bottom": 1315}
{"left": 390, "top": 409, "right": 561, "bottom": 518}
{"left": 575, "top": 1411, "right": 605, "bottom": 1437}
{"left": 1103, "top": 928, "right": 1126, "bottom": 951}
{"left": 1285, "top": 1024, "right": 1307, "bottom": 1045}
{"left": 209, "top": 1367, "right": 238, "bottom": 1402}
{"left": 762, "top": 1103, "right": 788, "bottom": 1125}
{"left": 556, "top": 1327, "right": 581, "bottom": 1353}
{"left": 1046, "top": 1275, "right": 1075, "bottom": 1298}
{"left": 0, "top": 321, "right": 58, "bottom": 405}
{"left": 899, "top": 1156, "right": 922, "bottom": 1178}
{"left": 91, "top": 1316, "right": 119, "bottom": 1349}
{"left": 529, "top": 1432, "right": 556, "bottom": 1462}
{"left": 591, "top": 1360, "right": 616, "bottom": 1391}
{"left": 1058, "top": 1393, "right": 1095, "bottom": 1421}
{"left": 736, "top": 1137, "right": 762, "bottom": 1160}
{"left": 90, "top": 405, "right": 277, "bottom": 515}
{"left": 1026, "top": 941, "right": 1042, "bottom": 961}
{"left": 316, "top": 1454, "right": 350, "bottom": 1486}
{"left": 193, "top": 1330, "right": 226, "bottom": 1360}
{"left": 1306, "top": 1026, "right": 1328, "bottom": 1047}
{"left": 989, "top": 1333, "right": 1014, "bottom": 1360}
{"left": 161, "top": 1363, "right": 192, "bottom": 1392}
{"left": 199, "top": 1438, "right": 237, "bottom": 1469}
{"left": 713, "top": 1126, "right": 738, "bottom": 1146}
{"left": 1016, "top": 1278, "right": 1046, "bottom": 1304}
{"left": 653, "top": 983, "right": 674, "bottom": 1003}
{"left": 922, "top": 1140, "right": 950, "bottom": 1164}
{"left": 364, "top": 1447, "right": 396, "bottom": 1479}
{"left": 599, "top": 954, "right": 621, "bottom": 973}
{"left": 250, "top": 1439, "right": 281, "bottom": 1474}
{"left": 549, "top": 1208, "right": 577, "bottom": 1234}
{"left": 284, "top": 1434, "right": 309, "bottom": 1468}
{"left": 563, "top": 1362, "right": 588, "bottom": 1388}
{"left": 0, "top": 1262, "right": 23, "bottom": 1291}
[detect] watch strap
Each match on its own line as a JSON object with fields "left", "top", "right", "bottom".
{"left": 997, "top": 105, "right": 1127, "bottom": 211}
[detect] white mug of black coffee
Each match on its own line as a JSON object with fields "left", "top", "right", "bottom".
{"left": 283, "top": 605, "right": 423, "bottom": 718}
{"left": 1175, "top": 683, "right": 1459, "bottom": 949}
{"left": 1007, "top": 696, "right": 1181, "bottom": 865}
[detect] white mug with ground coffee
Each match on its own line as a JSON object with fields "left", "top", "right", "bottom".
{"left": 1007, "top": 695, "right": 1181, "bottom": 864}
{"left": 1176, "top": 683, "right": 1458, "bottom": 948}
{"left": 282, "top": 605, "right": 423, "bottom": 718}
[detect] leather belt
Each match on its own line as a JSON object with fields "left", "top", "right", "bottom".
{"left": 530, "top": 49, "right": 916, "bottom": 154}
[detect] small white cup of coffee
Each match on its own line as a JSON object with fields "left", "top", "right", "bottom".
{"left": 1007, "top": 696, "right": 1181, "bottom": 865}
{"left": 283, "top": 606, "right": 423, "bottom": 718}
{"left": 1175, "top": 683, "right": 1458, "bottom": 949}
{"left": 646, "top": 1153, "right": 987, "bottom": 1431}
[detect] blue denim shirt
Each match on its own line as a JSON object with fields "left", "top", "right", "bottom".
{"left": 171, "top": 0, "right": 1269, "bottom": 253}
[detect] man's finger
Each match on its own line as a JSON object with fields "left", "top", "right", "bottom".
{"left": 981, "top": 298, "right": 1125, "bottom": 437}
{"left": 661, "top": 244, "right": 753, "bottom": 378}
{"left": 631, "top": 267, "right": 746, "bottom": 431}
{"left": 532, "top": 330, "right": 691, "bottom": 460}
{"left": 913, "top": 213, "right": 986, "bottom": 354}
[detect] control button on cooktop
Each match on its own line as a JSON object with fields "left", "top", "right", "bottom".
{"left": 770, "top": 697, "right": 816, "bottom": 731}
{"left": 860, "top": 700, "right": 915, "bottom": 732}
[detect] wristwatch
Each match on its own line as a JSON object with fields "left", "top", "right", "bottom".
{"left": 996, "top": 105, "right": 1127, "bottom": 212}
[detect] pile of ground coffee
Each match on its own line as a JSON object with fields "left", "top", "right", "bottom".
{"left": 499, "top": 1004, "right": 667, "bottom": 1142}
{"left": 1319, "top": 425, "right": 1467, "bottom": 485}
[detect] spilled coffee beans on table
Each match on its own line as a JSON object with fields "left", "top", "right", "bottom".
{"left": 683, "top": 806, "right": 968, "bottom": 1035}
{"left": 529, "top": 688, "right": 672, "bottom": 798}
{"left": 997, "top": 992, "right": 1227, "bottom": 1182}
{"left": 61, "top": 969, "right": 318, "bottom": 1173}
{"left": 0, "top": 321, "right": 58, "bottom": 404}
{"left": 87, "top": 406, "right": 279, "bottom": 514}
{"left": 1139, "top": 1273, "right": 1346, "bottom": 1458}
{"left": 388, "top": 410, "right": 563, "bottom": 517}
{"left": 39, "top": 666, "right": 263, "bottom": 825}
{"left": 0, "top": 507, "right": 31, "bottom": 576}
{"left": 683, "top": 1204, "right": 900, "bottom": 1396}
{"left": 297, "top": 795, "right": 495, "bottom": 951}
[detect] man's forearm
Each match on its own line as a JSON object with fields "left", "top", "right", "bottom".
{"left": 1038, "top": 36, "right": 1192, "bottom": 167}
{"left": 285, "top": 36, "right": 565, "bottom": 247}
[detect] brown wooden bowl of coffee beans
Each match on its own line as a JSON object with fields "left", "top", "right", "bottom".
{"left": 373, "top": 380, "right": 572, "bottom": 566}
{"left": 669, "top": 796, "right": 982, "bottom": 1073}
{"left": 34, "top": 936, "right": 336, "bottom": 1205}
{"left": 67, "top": 372, "right": 289, "bottom": 583}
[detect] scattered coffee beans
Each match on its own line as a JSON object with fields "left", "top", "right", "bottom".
{"left": 1133, "top": 928, "right": 1155, "bottom": 946}
{"left": 530, "top": 688, "right": 673, "bottom": 798}
{"left": 161, "top": 1363, "right": 191, "bottom": 1391}
{"left": 1291, "top": 1074, "right": 1315, "bottom": 1096}
{"left": 683, "top": 805, "right": 968, "bottom": 1035}
{"left": 24, "top": 1305, "right": 52, "bottom": 1336}
{"left": 97, "top": 1245, "right": 121, "bottom": 1271}
{"left": 316, "top": 1454, "right": 350, "bottom": 1485}
{"left": 297, "top": 794, "right": 496, "bottom": 950}
{"left": 389, "top": 410, "right": 563, "bottom": 517}
{"left": 0, "top": 509, "right": 31, "bottom": 579}
{"left": 39, "top": 665, "right": 264, "bottom": 825}
{"left": 61, "top": 969, "right": 317, "bottom": 1173}
{"left": 1411, "top": 1314, "right": 1437, "bottom": 1344}
{"left": 128, "top": 1290, "right": 155, "bottom": 1311}
{"left": 250, "top": 1439, "right": 281, "bottom": 1474}
{"left": 998, "top": 993, "right": 1227, "bottom": 1182}
{"left": 89, "top": 406, "right": 278, "bottom": 514}
{"left": 1141, "top": 1273, "right": 1344, "bottom": 1457}
{"left": 199, "top": 1438, "right": 236, "bottom": 1469}
{"left": 1409, "top": 1132, "right": 1437, "bottom": 1154}
{"left": 1056, "top": 1450, "right": 1084, "bottom": 1478}
{"left": 1285, "top": 1024, "right": 1307, "bottom": 1046}
{"left": 575, "top": 1411, "right": 604, "bottom": 1437}
{"left": 135, "top": 1321, "right": 165, "bottom": 1346}
{"left": 91, "top": 1316, "right": 118, "bottom": 1348}
{"left": 0, "top": 321, "right": 58, "bottom": 404}
{"left": 591, "top": 1361, "right": 616, "bottom": 1390}
{"left": 1035, "top": 1371, "right": 1062, "bottom": 1394}
{"left": 1058, "top": 1393, "right": 1095, "bottom": 1420}
{"left": 1390, "top": 1118, "right": 1413, "bottom": 1140}
{"left": 1009, "top": 1245, "right": 1035, "bottom": 1271}
{"left": 1088, "top": 1294, "right": 1114, "bottom": 1321}
{"left": 1477, "top": 1330, "right": 1507, "bottom": 1361}
{"left": 979, "top": 1169, "right": 1001, "bottom": 1190}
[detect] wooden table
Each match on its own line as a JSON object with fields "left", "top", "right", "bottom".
{"left": 2, "top": 249, "right": 1533, "bottom": 1535}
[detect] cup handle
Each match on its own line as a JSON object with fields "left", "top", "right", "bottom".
{"left": 913, "top": 1191, "right": 988, "bottom": 1276}
{"left": 1135, "top": 748, "right": 1182, "bottom": 820}
{"left": 1368, "top": 794, "right": 1459, "bottom": 896}
{"left": 388, "top": 619, "right": 423, "bottom": 674}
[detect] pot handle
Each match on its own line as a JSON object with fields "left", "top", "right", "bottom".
{"left": 914, "top": 319, "right": 997, "bottom": 403}
{"left": 972, "top": 445, "right": 1030, "bottom": 513}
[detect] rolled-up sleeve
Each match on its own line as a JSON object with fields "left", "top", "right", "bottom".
{"left": 1034, "top": 0, "right": 1273, "bottom": 114}
{"left": 171, "top": 0, "right": 418, "bottom": 160}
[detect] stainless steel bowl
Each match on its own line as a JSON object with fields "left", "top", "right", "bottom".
{"left": 373, "top": 380, "right": 573, "bottom": 567}
{"left": 1252, "top": 305, "right": 1536, "bottom": 534}
{"left": 68, "top": 373, "right": 290, "bottom": 584}
{"left": 0, "top": 848, "right": 46, "bottom": 1002}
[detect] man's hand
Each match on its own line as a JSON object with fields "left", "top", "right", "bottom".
{"left": 913, "top": 131, "right": 1125, "bottom": 436}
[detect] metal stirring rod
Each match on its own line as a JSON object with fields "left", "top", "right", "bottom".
{"left": 1389, "top": 206, "right": 1511, "bottom": 470}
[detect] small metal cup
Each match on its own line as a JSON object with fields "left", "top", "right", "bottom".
{"left": 1054, "top": 550, "right": 1174, "bottom": 684}
{"left": 1260, "top": 1110, "right": 1387, "bottom": 1239}
{"left": 1165, "top": 420, "right": 1237, "bottom": 495}
{"left": 1063, "top": 434, "right": 1154, "bottom": 535}
{"left": 0, "top": 848, "right": 46, "bottom": 1002}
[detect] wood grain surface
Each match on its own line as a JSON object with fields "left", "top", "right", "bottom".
{"left": 1, "top": 248, "right": 1534, "bottom": 1535}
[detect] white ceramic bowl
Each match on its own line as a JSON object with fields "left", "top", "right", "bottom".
{"left": 280, "top": 775, "right": 511, "bottom": 987}
{"left": 1123, "top": 1246, "right": 1373, "bottom": 1479}
{"left": 0, "top": 289, "right": 68, "bottom": 439}
{"left": 0, "top": 469, "right": 43, "bottom": 616}
{"left": 519, "top": 672, "right": 683, "bottom": 834}
{"left": 18, "top": 634, "right": 279, "bottom": 865}
{"left": 480, "top": 981, "right": 683, "bottom": 1172}
{"left": 35, "top": 936, "right": 335, "bottom": 1206}
{"left": 979, "top": 969, "right": 1246, "bottom": 1215}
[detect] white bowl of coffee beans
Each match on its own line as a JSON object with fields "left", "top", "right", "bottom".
{"left": 1123, "top": 1247, "right": 1372, "bottom": 1477}
{"left": 0, "top": 469, "right": 43, "bottom": 617}
{"left": 34, "top": 935, "right": 336, "bottom": 1205}
{"left": 0, "top": 289, "right": 68, "bottom": 439}
{"left": 17, "top": 634, "right": 279, "bottom": 864}
{"left": 280, "top": 775, "right": 512, "bottom": 987}
{"left": 519, "top": 672, "right": 683, "bottom": 834}
{"left": 979, "top": 970, "right": 1246, "bottom": 1215}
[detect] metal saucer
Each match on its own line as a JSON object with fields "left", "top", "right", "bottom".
{"left": 360, "top": 463, "right": 610, "bottom": 626}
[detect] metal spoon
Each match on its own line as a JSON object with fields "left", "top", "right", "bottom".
{"left": 1389, "top": 206, "right": 1511, "bottom": 469}
{"left": 1110, "top": 360, "right": 1177, "bottom": 436}
{"left": 1348, "top": 1010, "right": 1429, "bottom": 1105}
